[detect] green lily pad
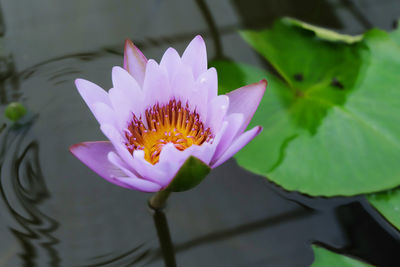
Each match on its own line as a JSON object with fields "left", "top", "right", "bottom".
{"left": 367, "top": 188, "right": 400, "bottom": 231}
{"left": 166, "top": 156, "right": 210, "bottom": 192}
{"left": 311, "top": 245, "right": 374, "bottom": 267}
{"left": 214, "top": 19, "right": 400, "bottom": 196}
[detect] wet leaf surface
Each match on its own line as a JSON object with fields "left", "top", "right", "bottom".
{"left": 311, "top": 245, "right": 374, "bottom": 267}
{"left": 367, "top": 188, "right": 400, "bottom": 231}
{"left": 214, "top": 19, "right": 400, "bottom": 196}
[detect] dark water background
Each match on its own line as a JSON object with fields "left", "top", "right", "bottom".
{"left": 0, "top": 0, "right": 399, "bottom": 266}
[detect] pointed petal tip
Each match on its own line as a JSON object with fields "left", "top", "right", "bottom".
{"left": 147, "top": 58, "right": 158, "bottom": 65}
{"left": 74, "top": 78, "right": 86, "bottom": 88}
{"left": 123, "top": 39, "right": 147, "bottom": 60}
{"left": 211, "top": 125, "right": 263, "bottom": 168}
{"left": 259, "top": 78, "right": 268, "bottom": 88}
{"left": 182, "top": 35, "right": 207, "bottom": 78}
{"left": 124, "top": 38, "right": 134, "bottom": 47}
{"left": 111, "top": 65, "right": 119, "bottom": 74}
{"left": 69, "top": 141, "right": 110, "bottom": 155}
{"left": 189, "top": 35, "right": 206, "bottom": 49}
{"left": 69, "top": 143, "right": 84, "bottom": 154}
{"left": 165, "top": 47, "right": 178, "bottom": 54}
{"left": 111, "top": 65, "right": 125, "bottom": 77}
{"left": 194, "top": 34, "right": 204, "bottom": 42}
{"left": 123, "top": 39, "right": 148, "bottom": 86}
{"left": 124, "top": 39, "right": 139, "bottom": 54}
{"left": 255, "top": 125, "right": 263, "bottom": 135}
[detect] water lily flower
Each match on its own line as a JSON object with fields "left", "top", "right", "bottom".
{"left": 70, "top": 35, "right": 266, "bottom": 193}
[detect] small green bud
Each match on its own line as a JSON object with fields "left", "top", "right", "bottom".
{"left": 4, "top": 102, "right": 27, "bottom": 122}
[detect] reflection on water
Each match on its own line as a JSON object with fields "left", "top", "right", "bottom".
{"left": 0, "top": 0, "right": 399, "bottom": 266}
{"left": 0, "top": 121, "right": 60, "bottom": 266}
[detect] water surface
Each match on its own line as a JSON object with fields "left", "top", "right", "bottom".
{"left": 0, "top": 0, "right": 399, "bottom": 266}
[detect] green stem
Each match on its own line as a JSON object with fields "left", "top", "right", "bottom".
{"left": 152, "top": 208, "right": 177, "bottom": 267}
{"left": 149, "top": 190, "right": 171, "bottom": 210}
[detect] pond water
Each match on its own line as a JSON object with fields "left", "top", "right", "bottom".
{"left": 0, "top": 0, "right": 399, "bottom": 266}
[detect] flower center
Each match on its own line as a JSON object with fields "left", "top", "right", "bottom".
{"left": 125, "top": 99, "right": 213, "bottom": 165}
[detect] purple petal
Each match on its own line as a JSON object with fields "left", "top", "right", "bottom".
{"left": 160, "top": 47, "right": 182, "bottom": 80}
{"left": 112, "top": 66, "right": 143, "bottom": 98}
{"left": 226, "top": 79, "right": 267, "bottom": 134}
{"left": 101, "top": 124, "right": 171, "bottom": 187}
{"left": 196, "top": 67, "right": 218, "bottom": 102}
{"left": 107, "top": 88, "right": 132, "bottom": 130}
{"left": 182, "top": 35, "right": 207, "bottom": 79}
{"left": 211, "top": 126, "right": 263, "bottom": 168}
{"left": 107, "top": 151, "right": 138, "bottom": 178}
{"left": 190, "top": 68, "right": 219, "bottom": 121}
{"left": 132, "top": 150, "right": 171, "bottom": 187}
{"left": 123, "top": 39, "right": 147, "bottom": 87}
{"left": 110, "top": 67, "right": 144, "bottom": 129}
{"left": 92, "top": 102, "right": 117, "bottom": 127}
{"left": 143, "top": 59, "right": 171, "bottom": 107}
{"left": 206, "top": 95, "right": 229, "bottom": 133}
{"left": 69, "top": 141, "right": 131, "bottom": 189}
{"left": 169, "top": 60, "right": 196, "bottom": 106}
{"left": 190, "top": 86, "right": 208, "bottom": 122}
{"left": 185, "top": 143, "right": 215, "bottom": 166}
{"left": 212, "top": 113, "right": 244, "bottom": 162}
{"left": 158, "top": 143, "right": 215, "bottom": 186}
{"left": 100, "top": 124, "right": 135, "bottom": 166}
{"left": 75, "top": 78, "right": 111, "bottom": 115}
{"left": 113, "top": 176, "right": 162, "bottom": 192}
{"left": 108, "top": 152, "right": 162, "bottom": 192}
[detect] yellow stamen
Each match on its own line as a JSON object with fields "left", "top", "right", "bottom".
{"left": 125, "top": 99, "right": 213, "bottom": 165}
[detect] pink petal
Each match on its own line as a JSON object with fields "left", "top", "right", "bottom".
{"left": 69, "top": 141, "right": 131, "bottom": 189}
{"left": 75, "top": 78, "right": 111, "bottom": 115}
{"left": 182, "top": 35, "right": 207, "bottom": 79}
{"left": 211, "top": 126, "right": 263, "bottom": 168}
{"left": 143, "top": 59, "right": 171, "bottom": 107}
{"left": 226, "top": 79, "right": 267, "bottom": 135}
{"left": 108, "top": 152, "right": 162, "bottom": 192}
{"left": 212, "top": 113, "right": 244, "bottom": 161}
{"left": 123, "top": 39, "right": 147, "bottom": 87}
